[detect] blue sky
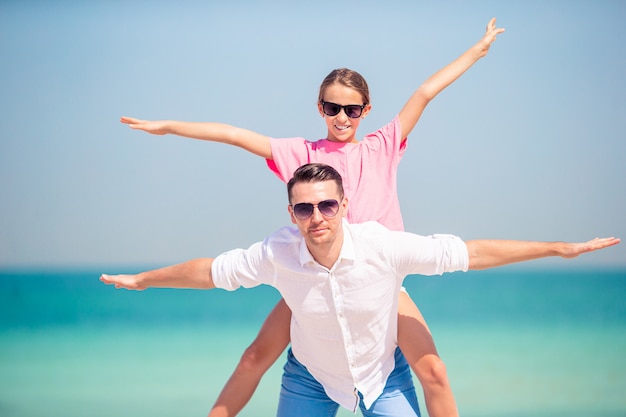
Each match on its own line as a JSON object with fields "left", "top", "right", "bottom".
{"left": 1, "top": 1, "right": 624, "bottom": 269}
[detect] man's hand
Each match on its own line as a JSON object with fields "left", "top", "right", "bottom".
{"left": 100, "top": 273, "right": 147, "bottom": 290}
{"left": 560, "top": 237, "right": 621, "bottom": 258}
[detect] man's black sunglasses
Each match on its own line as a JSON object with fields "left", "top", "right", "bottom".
{"left": 291, "top": 199, "right": 341, "bottom": 220}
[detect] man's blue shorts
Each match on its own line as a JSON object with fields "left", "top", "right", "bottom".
{"left": 276, "top": 347, "right": 421, "bottom": 417}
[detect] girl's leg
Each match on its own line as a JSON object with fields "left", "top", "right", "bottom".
{"left": 397, "top": 291, "right": 459, "bottom": 417}
{"left": 208, "top": 299, "right": 292, "bottom": 417}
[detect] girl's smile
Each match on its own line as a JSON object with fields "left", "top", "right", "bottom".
{"left": 319, "top": 84, "right": 371, "bottom": 143}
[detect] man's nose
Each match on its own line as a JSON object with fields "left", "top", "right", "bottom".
{"left": 310, "top": 206, "right": 324, "bottom": 221}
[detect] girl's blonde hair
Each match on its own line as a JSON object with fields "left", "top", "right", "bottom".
{"left": 318, "top": 68, "right": 370, "bottom": 105}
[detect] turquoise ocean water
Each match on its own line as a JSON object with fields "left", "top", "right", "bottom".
{"left": 1, "top": 268, "right": 625, "bottom": 417}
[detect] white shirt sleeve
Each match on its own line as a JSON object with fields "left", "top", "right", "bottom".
{"left": 211, "top": 240, "right": 275, "bottom": 291}
{"left": 388, "top": 231, "right": 469, "bottom": 276}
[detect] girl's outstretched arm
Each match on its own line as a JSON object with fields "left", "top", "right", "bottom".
{"left": 120, "top": 117, "right": 273, "bottom": 159}
{"left": 398, "top": 18, "right": 505, "bottom": 140}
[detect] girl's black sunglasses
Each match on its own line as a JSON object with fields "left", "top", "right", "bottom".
{"left": 320, "top": 101, "right": 366, "bottom": 119}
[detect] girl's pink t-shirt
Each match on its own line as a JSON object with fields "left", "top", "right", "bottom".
{"left": 266, "top": 116, "right": 407, "bottom": 231}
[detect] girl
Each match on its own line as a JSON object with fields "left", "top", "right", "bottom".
{"left": 121, "top": 18, "right": 504, "bottom": 417}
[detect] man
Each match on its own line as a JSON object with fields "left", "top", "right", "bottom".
{"left": 100, "top": 163, "right": 619, "bottom": 417}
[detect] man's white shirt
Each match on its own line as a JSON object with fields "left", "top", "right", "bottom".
{"left": 212, "top": 220, "right": 468, "bottom": 410}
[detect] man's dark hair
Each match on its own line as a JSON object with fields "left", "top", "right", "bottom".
{"left": 287, "top": 163, "right": 344, "bottom": 203}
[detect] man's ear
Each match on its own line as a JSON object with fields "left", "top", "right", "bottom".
{"left": 341, "top": 197, "right": 349, "bottom": 218}
{"left": 288, "top": 205, "right": 297, "bottom": 224}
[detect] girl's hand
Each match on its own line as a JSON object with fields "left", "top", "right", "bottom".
{"left": 120, "top": 116, "right": 170, "bottom": 135}
{"left": 477, "top": 18, "right": 506, "bottom": 58}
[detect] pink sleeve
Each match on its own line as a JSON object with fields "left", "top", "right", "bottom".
{"left": 361, "top": 115, "right": 407, "bottom": 160}
{"left": 265, "top": 137, "right": 312, "bottom": 184}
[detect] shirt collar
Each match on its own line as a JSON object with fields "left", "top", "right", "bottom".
{"left": 298, "top": 219, "right": 355, "bottom": 267}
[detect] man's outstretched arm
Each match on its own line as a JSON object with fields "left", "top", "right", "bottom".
{"left": 100, "top": 258, "right": 215, "bottom": 290}
{"left": 466, "top": 237, "right": 620, "bottom": 270}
